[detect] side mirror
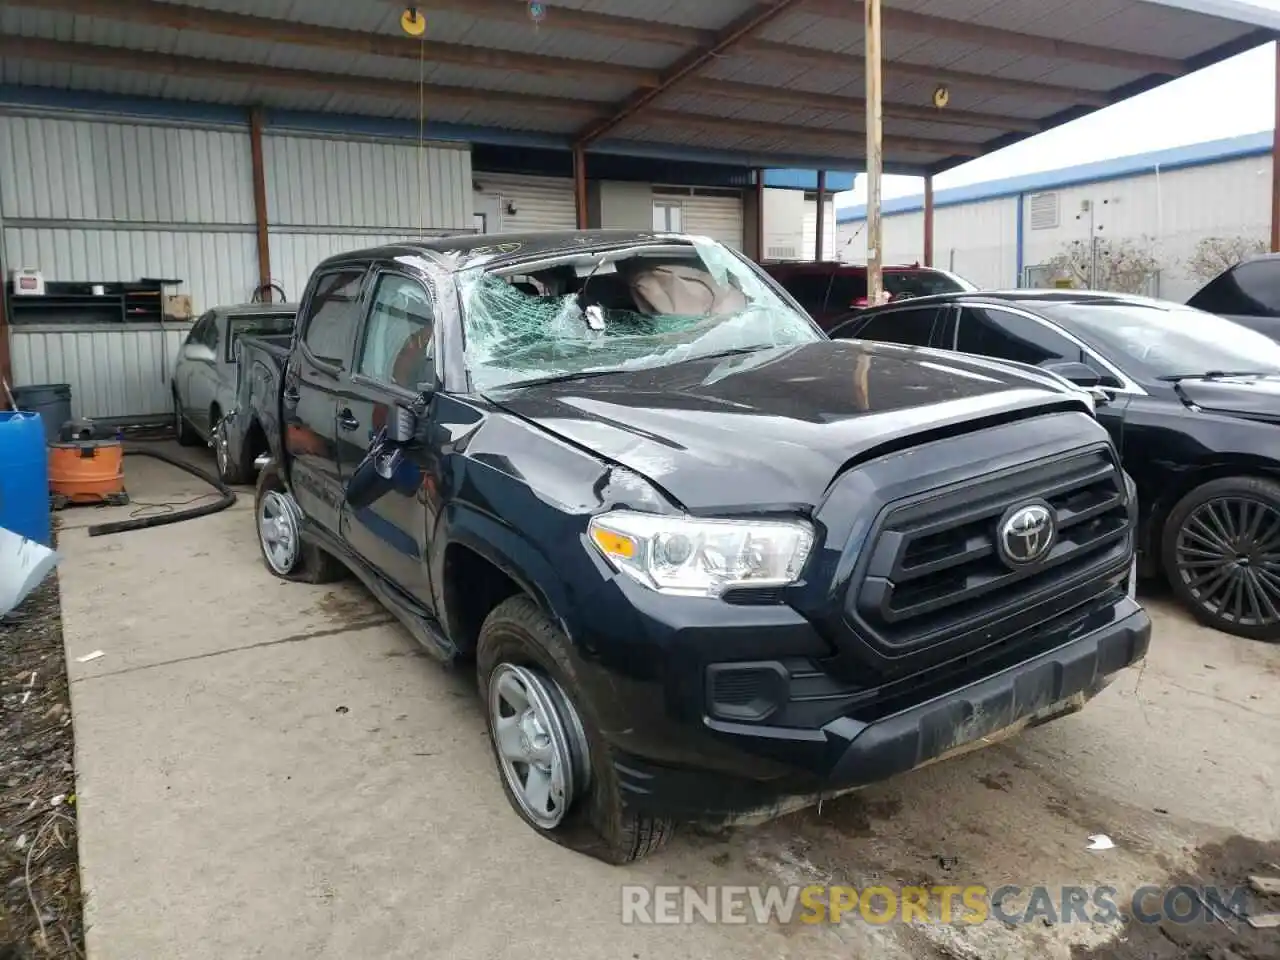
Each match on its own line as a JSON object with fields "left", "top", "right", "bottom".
{"left": 1043, "top": 361, "right": 1103, "bottom": 388}
{"left": 1087, "top": 387, "right": 1112, "bottom": 407}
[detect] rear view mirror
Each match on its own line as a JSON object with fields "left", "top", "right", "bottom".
{"left": 1043, "top": 361, "right": 1103, "bottom": 388}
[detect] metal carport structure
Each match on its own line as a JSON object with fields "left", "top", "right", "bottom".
{"left": 2, "top": 0, "right": 1280, "bottom": 385}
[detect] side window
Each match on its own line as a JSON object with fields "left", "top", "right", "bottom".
{"left": 955, "top": 307, "right": 1081, "bottom": 367}
{"left": 200, "top": 314, "right": 221, "bottom": 349}
{"left": 777, "top": 273, "right": 832, "bottom": 313}
{"left": 356, "top": 274, "right": 435, "bottom": 391}
{"left": 827, "top": 273, "right": 869, "bottom": 310}
{"left": 302, "top": 269, "right": 367, "bottom": 367}
{"left": 842, "top": 306, "right": 941, "bottom": 346}
{"left": 187, "top": 311, "right": 215, "bottom": 345}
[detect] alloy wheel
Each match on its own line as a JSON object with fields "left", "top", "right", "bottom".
{"left": 1174, "top": 496, "right": 1280, "bottom": 629}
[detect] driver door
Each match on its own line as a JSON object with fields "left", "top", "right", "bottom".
{"left": 337, "top": 270, "right": 438, "bottom": 609}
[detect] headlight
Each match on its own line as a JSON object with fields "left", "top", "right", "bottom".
{"left": 587, "top": 510, "right": 814, "bottom": 597}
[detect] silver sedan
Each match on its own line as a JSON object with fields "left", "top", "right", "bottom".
{"left": 171, "top": 302, "right": 297, "bottom": 480}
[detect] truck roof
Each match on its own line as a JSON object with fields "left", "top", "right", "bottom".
{"left": 314, "top": 230, "right": 707, "bottom": 274}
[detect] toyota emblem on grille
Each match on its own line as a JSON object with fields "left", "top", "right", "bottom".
{"left": 998, "top": 502, "right": 1056, "bottom": 567}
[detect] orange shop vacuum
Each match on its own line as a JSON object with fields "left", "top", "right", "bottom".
{"left": 48, "top": 419, "right": 130, "bottom": 509}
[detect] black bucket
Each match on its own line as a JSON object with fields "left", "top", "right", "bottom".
{"left": 12, "top": 383, "right": 72, "bottom": 445}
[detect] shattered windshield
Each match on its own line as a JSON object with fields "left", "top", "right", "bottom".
{"left": 457, "top": 238, "right": 822, "bottom": 391}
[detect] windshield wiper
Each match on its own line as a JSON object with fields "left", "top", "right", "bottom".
{"left": 1157, "top": 370, "right": 1280, "bottom": 381}
{"left": 495, "top": 368, "right": 626, "bottom": 390}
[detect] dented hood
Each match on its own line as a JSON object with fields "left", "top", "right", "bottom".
{"left": 486, "top": 341, "right": 1088, "bottom": 512}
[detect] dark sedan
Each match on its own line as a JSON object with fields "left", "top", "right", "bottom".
{"left": 830, "top": 290, "right": 1280, "bottom": 642}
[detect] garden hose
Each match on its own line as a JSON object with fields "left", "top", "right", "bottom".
{"left": 87, "top": 444, "right": 237, "bottom": 537}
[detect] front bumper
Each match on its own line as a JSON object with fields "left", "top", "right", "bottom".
{"left": 609, "top": 595, "right": 1150, "bottom": 822}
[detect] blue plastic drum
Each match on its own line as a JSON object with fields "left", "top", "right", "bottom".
{"left": 0, "top": 411, "right": 51, "bottom": 546}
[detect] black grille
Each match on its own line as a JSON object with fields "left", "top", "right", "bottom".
{"left": 848, "top": 446, "right": 1130, "bottom": 650}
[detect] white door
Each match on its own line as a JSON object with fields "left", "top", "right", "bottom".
{"left": 473, "top": 194, "right": 501, "bottom": 234}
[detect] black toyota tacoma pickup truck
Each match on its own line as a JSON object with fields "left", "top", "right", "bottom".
{"left": 238, "top": 230, "right": 1149, "bottom": 863}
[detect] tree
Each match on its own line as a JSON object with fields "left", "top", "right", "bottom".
{"left": 1045, "top": 236, "right": 1161, "bottom": 294}
{"left": 1186, "top": 235, "right": 1267, "bottom": 283}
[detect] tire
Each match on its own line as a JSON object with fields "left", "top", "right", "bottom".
{"left": 172, "top": 389, "right": 201, "bottom": 447}
{"left": 1162, "top": 476, "right": 1280, "bottom": 642}
{"left": 213, "top": 416, "right": 253, "bottom": 485}
{"left": 254, "top": 461, "right": 345, "bottom": 584}
{"left": 476, "top": 596, "right": 673, "bottom": 864}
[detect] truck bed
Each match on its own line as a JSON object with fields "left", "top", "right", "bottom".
{"left": 228, "top": 334, "right": 289, "bottom": 465}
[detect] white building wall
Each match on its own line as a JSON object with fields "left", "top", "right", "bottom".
{"left": 837, "top": 197, "right": 1018, "bottom": 290}
{"left": 1020, "top": 155, "right": 1271, "bottom": 301}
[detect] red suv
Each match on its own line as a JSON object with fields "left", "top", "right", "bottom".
{"left": 764, "top": 261, "right": 977, "bottom": 331}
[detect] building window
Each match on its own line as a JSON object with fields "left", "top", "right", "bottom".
{"left": 653, "top": 201, "right": 683, "bottom": 233}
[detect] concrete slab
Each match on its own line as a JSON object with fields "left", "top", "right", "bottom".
{"left": 58, "top": 442, "right": 1280, "bottom": 960}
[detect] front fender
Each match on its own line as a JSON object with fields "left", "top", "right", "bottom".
{"left": 433, "top": 501, "right": 580, "bottom": 645}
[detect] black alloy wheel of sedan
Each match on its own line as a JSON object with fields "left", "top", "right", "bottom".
{"left": 1163, "top": 478, "right": 1280, "bottom": 641}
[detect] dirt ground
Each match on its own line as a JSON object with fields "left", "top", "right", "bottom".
{"left": 0, "top": 576, "right": 82, "bottom": 960}
{"left": 24, "top": 444, "right": 1280, "bottom": 959}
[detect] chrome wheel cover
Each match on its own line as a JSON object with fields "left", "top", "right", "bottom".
{"left": 258, "top": 489, "right": 301, "bottom": 575}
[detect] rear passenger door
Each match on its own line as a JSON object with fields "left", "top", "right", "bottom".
{"left": 284, "top": 267, "right": 369, "bottom": 534}
{"left": 337, "top": 270, "right": 438, "bottom": 609}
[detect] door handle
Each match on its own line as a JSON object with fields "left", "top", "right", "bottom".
{"left": 283, "top": 386, "right": 300, "bottom": 404}
{"left": 338, "top": 409, "right": 360, "bottom": 431}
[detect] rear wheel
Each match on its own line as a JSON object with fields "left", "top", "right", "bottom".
{"left": 254, "top": 461, "right": 344, "bottom": 584}
{"left": 477, "top": 596, "right": 673, "bottom": 863}
{"left": 172, "top": 389, "right": 200, "bottom": 446}
{"left": 1162, "top": 476, "right": 1280, "bottom": 642}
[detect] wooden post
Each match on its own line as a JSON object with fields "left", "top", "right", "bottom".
{"left": 815, "top": 169, "right": 827, "bottom": 261}
{"left": 923, "top": 173, "right": 935, "bottom": 267}
{"left": 1272, "top": 41, "right": 1280, "bottom": 253}
{"left": 865, "top": 0, "right": 884, "bottom": 303}
{"left": 249, "top": 107, "right": 272, "bottom": 295}
{"left": 573, "top": 145, "right": 589, "bottom": 229}
{"left": 755, "top": 168, "right": 765, "bottom": 262}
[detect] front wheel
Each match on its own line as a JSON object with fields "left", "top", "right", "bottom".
{"left": 1162, "top": 476, "right": 1280, "bottom": 642}
{"left": 477, "top": 596, "right": 673, "bottom": 863}
{"left": 254, "top": 462, "right": 344, "bottom": 584}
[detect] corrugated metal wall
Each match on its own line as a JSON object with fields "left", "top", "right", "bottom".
{"left": 474, "top": 173, "right": 577, "bottom": 233}
{"left": 9, "top": 323, "right": 189, "bottom": 420}
{"left": 0, "top": 113, "right": 258, "bottom": 310}
{"left": 263, "top": 132, "right": 473, "bottom": 300}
